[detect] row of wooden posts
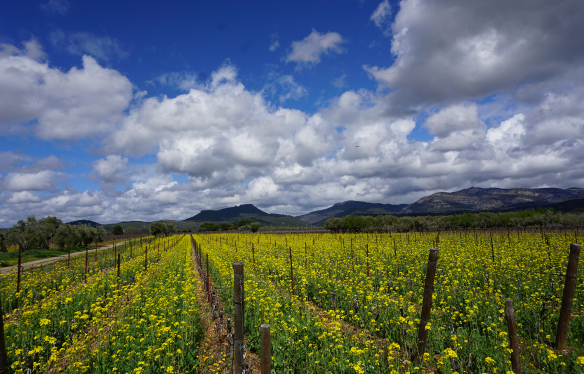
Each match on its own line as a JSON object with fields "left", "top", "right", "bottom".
{"left": 196, "top": 234, "right": 580, "bottom": 374}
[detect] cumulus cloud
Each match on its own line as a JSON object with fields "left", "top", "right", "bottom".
{"left": 371, "top": 0, "right": 392, "bottom": 35}
{"left": 49, "top": 31, "right": 128, "bottom": 61}
{"left": 285, "top": 29, "right": 345, "bottom": 67}
{"left": 90, "top": 155, "right": 129, "bottom": 183}
{"left": 364, "top": 0, "right": 584, "bottom": 111}
{"left": 1, "top": 26, "right": 584, "bottom": 226}
{"left": 0, "top": 40, "right": 133, "bottom": 139}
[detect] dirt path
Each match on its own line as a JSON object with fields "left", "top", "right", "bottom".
{"left": 0, "top": 243, "right": 116, "bottom": 274}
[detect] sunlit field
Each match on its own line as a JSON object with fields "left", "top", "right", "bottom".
{"left": 196, "top": 230, "right": 584, "bottom": 373}
{"left": 0, "top": 230, "right": 582, "bottom": 373}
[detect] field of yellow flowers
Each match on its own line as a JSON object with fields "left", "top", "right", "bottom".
{"left": 195, "top": 230, "right": 583, "bottom": 373}
{"left": 0, "top": 235, "right": 204, "bottom": 374}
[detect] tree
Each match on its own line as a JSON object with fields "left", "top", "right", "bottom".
{"left": 150, "top": 222, "right": 167, "bottom": 237}
{"left": 6, "top": 215, "right": 44, "bottom": 252}
{"left": 324, "top": 217, "right": 343, "bottom": 233}
{"left": 238, "top": 219, "right": 254, "bottom": 227}
{"left": 95, "top": 226, "right": 106, "bottom": 242}
{"left": 0, "top": 232, "right": 7, "bottom": 252}
{"left": 76, "top": 224, "right": 97, "bottom": 246}
{"left": 112, "top": 224, "right": 124, "bottom": 235}
{"left": 166, "top": 223, "right": 176, "bottom": 234}
{"left": 54, "top": 224, "right": 80, "bottom": 248}
{"left": 248, "top": 222, "right": 261, "bottom": 233}
{"left": 38, "top": 216, "right": 63, "bottom": 249}
{"left": 198, "top": 222, "right": 219, "bottom": 232}
{"left": 341, "top": 215, "right": 371, "bottom": 233}
{"left": 218, "top": 222, "right": 232, "bottom": 231}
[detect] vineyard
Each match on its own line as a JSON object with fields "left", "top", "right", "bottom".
{"left": 0, "top": 230, "right": 581, "bottom": 373}
{"left": 192, "top": 230, "right": 583, "bottom": 373}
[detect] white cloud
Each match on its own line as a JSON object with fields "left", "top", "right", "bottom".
{"left": 269, "top": 33, "right": 280, "bottom": 51}
{"left": 0, "top": 41, "right": 133, "bottom": 140}
{"left": 49, "top": 31, "right": 128, "bottom": 61}
{"left": 40, "top": 0, "right": 70, "bottom": 15}
{"left": 371, "top": 0, "right": 392, "bottom": 35}
{"left": 277, "top": 75, "right": 307, "bottom": 102}
{"left": 364, "top": 0, "right": 584, "bottom": 112}
{"left": 3, "top": 170, "right": 63, "bottom": 191}
{"left": 7, "top": 191, "right": 41, "bottom": 204}
{"left": 91, "top": 155, "right": 129, "bottom": 183}
{"left": 285, "top": 29, "right": 345, "bottom": 67}
{"left": 332, "top": 74, "right": 347, "bottom": 89}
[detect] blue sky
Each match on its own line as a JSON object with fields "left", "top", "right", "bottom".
{"left": 1, "top": 0, "right": 584, "bottom": 226}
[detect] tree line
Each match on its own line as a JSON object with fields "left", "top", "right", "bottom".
{"left": 323, "top": 208, "right": 584, "bottom": 233}
{"left": 0, "top": 215, "right": 106, "bottom": 252}
{"left": 197, "top": 219, "right": 261, "bottom": 233}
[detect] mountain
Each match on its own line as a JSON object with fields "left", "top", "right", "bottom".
{"left": 296, "top": 201, "right": 408, "bottom": 225}
{"left": 297, "top": 187, "right": 584, "bottom": 225}
{"left": 402, "top": 187, "right": 584, "bottom": 214}
{"left": 67, "top": 219, "right": 101, "bottom": 227}
{"left": 184, "top": 204, "right": 308, "bottom": 228}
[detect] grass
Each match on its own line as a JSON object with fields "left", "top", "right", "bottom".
{"left": 0, "top": 246, "right": 90, "bottom": 267}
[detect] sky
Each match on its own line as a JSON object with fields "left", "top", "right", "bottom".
{"left": 1, "top": 0, "right": 584, "bottom": 226}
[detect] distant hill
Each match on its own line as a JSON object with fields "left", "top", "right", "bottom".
{"left": 402, "top": 187, "right": 584, "bottom": 214}
{"left": 184, "top": 204, "right": 308, "bottom": 228}
{"left": 297, "top": 201, "right": 408, "bottom": 225}
{"left": 546, "top": 197, "right": 584, "bottom": 213}
{"left": 297, "top": 187, "right": 584, "bottom": 225}
{"left": 67, "top": 219, "right": 101, "bottom": 227}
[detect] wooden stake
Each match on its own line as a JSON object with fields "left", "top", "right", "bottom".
{"left": 84, "top": 247, "right": 88, "bottom": 283}
{"left": 289, "top": 247, "right": 295, "bottom": 296}
{"left": 233, "top": 262, "right": 244, "bottom": 374}
{"left": 505, "top": 300, "right": 522, "bottom": 373}
{"left": 366, "top": 243, "right": 370, "bottom": 277}
{"left": 556, "top": 243, "right": 581, "bottom": 349}
{"left": 261, "top": 324, "right": 271, "bottom": 374}
{"left": 0, "top": 293, "right": 8, "bottom": 372}
{"left": 68, "top": 243, "right": 70, "bottom": 269}
{"left": 117, "top": 253, "right": 121, "bottom": 291}
{"left": 145, "top": 247, "right": 148, "bottom": 271}
{"left": 413, "top": 248, "right": 439, "bottom": 363}
{"left": 16, "top": 246, "right": 21, "bottom": 310}
{"left": 206, "top": 254, "right": 210, "bottom": 302}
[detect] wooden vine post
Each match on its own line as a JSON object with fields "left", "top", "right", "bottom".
{"left": 289, "top": 247, "right": 294, "bottom": 296}
{"left": 366, "top": 243, "right": 370, "bottom": 277}
{"left": 0, "top": 293, "right": 8, "bottom": 373}
{"left": 117, "top": 253, "right": 121, "bottom": 291}
{"left": 261, "top": 324, "right": 271, "bottom": 374}
{"left": 16, "top": 246, "right": 21, "bottom": 310}
{"left": 145, "top": 247, "right": 148, "bottom": 271}
{"left": 556, "top": 243, "right": 581, "bottom": 349}
{"left": 68, "top": 243, "right": 71, "bottom": 269}
{"left": 505, "top": 300, "right": 521, "bottom": 373}
{"left": 414, "top": 248, "right": 439, "bottom": 363}
{"left": 252, "top": 243, "right": 255, "bottom": 265}
{"left": 84, "top": 247, "right": 88, "bottom": 283}
{"left": 206, "top": 253, "right": 210, "bottom": 302}
{"left": 233, "top": 262, "right": 244, "bottom": 374}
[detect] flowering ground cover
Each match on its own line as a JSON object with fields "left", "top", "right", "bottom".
{"left": 195, "top": 231, "right": 584, "bottom": 373}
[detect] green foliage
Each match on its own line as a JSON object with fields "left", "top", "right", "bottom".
{"left": 218, "top": 222, "right": 232, "bottom": 231}
{"left": 54, "top": 224, "right": 80, "bottom": 248}
{"left": 341, "top": 215, "right": 371, "bottom": 232}
{"left": 248, "top": 222, "right": 261, "bottom": 233}
{"left": 198, "top": 222, "right": 219, "bottom": 232}
{"left": 112, "top": 224, "right": 124, "bottom": 235}
{"left": 149, "top": 221, "right": 167, "bottom": 237}
{"left": 324, "top": 217, "right": 343, "bottom": 233}
{"left": 238, "top": 219, "right": 254, "bottom": 227}
{"left": 322, "top": 207, "right": 583, "bottom": 233}
{"left": 166, "top": 223, "right": 177, "bottom": 234}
